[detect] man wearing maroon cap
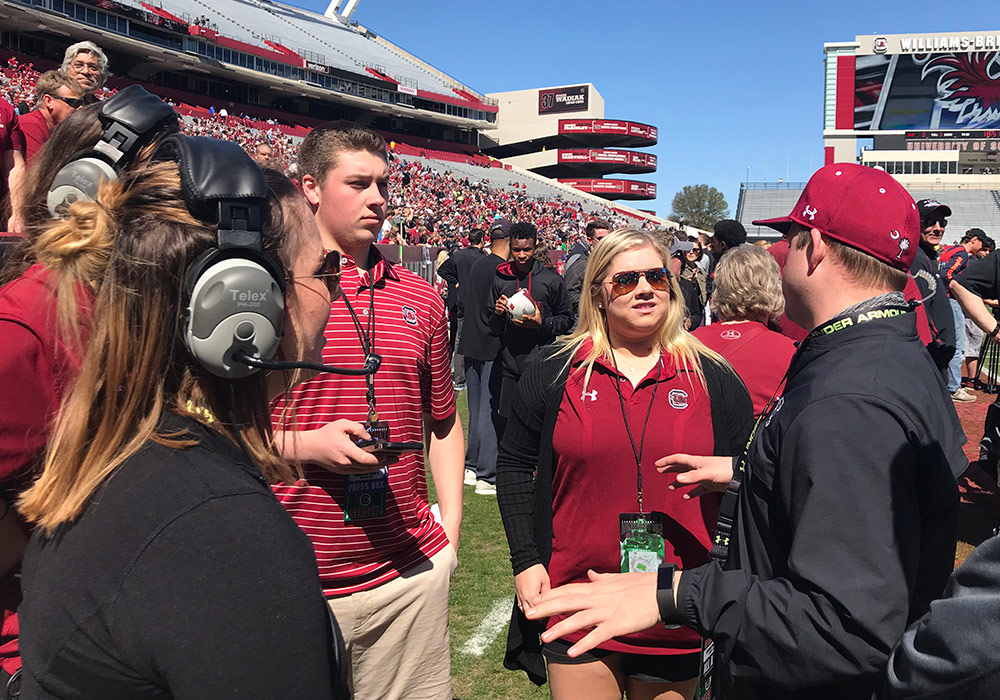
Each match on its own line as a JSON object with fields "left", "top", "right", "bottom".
{"left": 522, "top": 164, "right": 966, "bottom": 700}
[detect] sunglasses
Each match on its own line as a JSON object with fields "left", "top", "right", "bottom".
{"left": 608, "top": 267, "right": 671, "bottom": 299}
{"left": 52, "top": 95, "right": 84, "bottom": 108}
{"left": 294, "top": 249, "right": 342, "bottom": 296}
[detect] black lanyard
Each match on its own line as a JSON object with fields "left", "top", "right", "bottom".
{"left": 609, "top": 350, "right": 662, "bottom": 516}
{"left": 341, "top": 267, "right": 378, "bottom": 422}
{"left": 708, "top": 302, "right": 914, "bottom": 566}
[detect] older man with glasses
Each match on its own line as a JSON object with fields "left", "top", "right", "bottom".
{"left": 61, "top": 41, "right": 109, "bottom": 102}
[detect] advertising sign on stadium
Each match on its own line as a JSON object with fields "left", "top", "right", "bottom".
{"left": 397, "top": 85, "right": 418, "bottom": 96}
{"left": 306, "top": 62, "right": 329, "bottom": 74}
{"left": 538, "top": 85, "right": 589, "bottom": 115}
{"left": 858, "top": 32, "right": 1000, "bottom": 55}
{"left": 855, "top": 51, "right": 1000, "bottom": 130}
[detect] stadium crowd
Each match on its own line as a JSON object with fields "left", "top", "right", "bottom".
{"left": 1, "top": 38, "right": 1000, "bottom": 700}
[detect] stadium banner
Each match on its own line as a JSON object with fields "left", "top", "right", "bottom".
{"left": 397, "top": 85, "right": 418, "bottom": 96}
{"left": 538, "top": 85, "right": 589, "bottom": 115}
{"left": 854, "top": 51, "right": 1000, "bottom": 130}
{"left": 557, "top": 150, "right": 657, "bottom": 168}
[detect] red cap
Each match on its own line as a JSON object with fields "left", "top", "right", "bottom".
{"left": 753, "top": 164, "right": 920, "bottom": 271}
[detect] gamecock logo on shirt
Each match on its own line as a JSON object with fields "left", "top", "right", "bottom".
{"left": 401, "top": 306, "right": 418, "bottom": 326}
{"left": 668, "top": 389, "right": 689, "bottom": 409}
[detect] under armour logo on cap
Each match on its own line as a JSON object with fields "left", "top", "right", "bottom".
{"left": 803, "top": 205, "right": 818, "bottom": 220}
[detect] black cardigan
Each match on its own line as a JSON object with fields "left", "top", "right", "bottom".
{"left": 496, "top": 345, "right": 754, "bottom": 685}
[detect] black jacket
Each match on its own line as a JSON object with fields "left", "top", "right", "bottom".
{"left": 19, "top": 415, "right": 339, "bottom": 700}
{"left": 562, "top": 243, "right": 590, "bottom": 321}
{"left": 497, "top": 346, "right": 754, "bottom": 685}
{"left": 676, "top": 308, "right": 966, "bottom": 700}
{"left": 909, "top": 242, "right": 957, "bottom": 369}
{"left": 488, "top": 259, "right": 573, "bottom": 378}
{"left": 457, "top": 252, "right": 505, "bottom": 362}
{"left": 436, "top": 246, "right": 487, "bottom": 316}
{"left": 883, "top": 532, "right": 1000, "bottom": 700}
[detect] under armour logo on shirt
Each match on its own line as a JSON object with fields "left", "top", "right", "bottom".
{"left": 581, "top": 389, "right": 598, "bottom": 402}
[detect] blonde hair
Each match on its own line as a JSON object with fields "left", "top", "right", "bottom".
{"left": 19, "top": 162, "right": 302, "bottom": 533}
{"left": 556, "top": 228, "right": 727, "bottom": 389}
{"left": 34, "top": 70, "right": 81, "bottom": 103}
{"left": 710, "top": 244, "right": 785, "bottom": 323}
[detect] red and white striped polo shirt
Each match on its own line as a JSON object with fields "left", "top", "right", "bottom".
{"left": 272, "top": 247, "right": 455, "bottom": 596}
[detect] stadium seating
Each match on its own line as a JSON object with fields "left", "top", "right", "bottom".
{"left": 738, "top": 184, "right": 1000, "bottom": 244}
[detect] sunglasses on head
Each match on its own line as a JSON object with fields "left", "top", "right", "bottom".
{"left": 608, "top": 267, "right": 671, "bottom": 299}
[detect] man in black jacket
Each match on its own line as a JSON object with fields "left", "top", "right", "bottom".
{"left": 563, "top": 219, "right": 610, "bottom": 321}
{"left": 908, "top": 199, "right": 957, "bottom": 377}
{"left": 489, "top": 222, "right": 573, "bottom": 439}
{"left": 437, "top": 228, "right": 488, "bottom": 390}
{"left": 458, "top": 219, "right": 510, "bottom": 495}
{"left": 524, "top": 164, "right": 966, "bottom": 700}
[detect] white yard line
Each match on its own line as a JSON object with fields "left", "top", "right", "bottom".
{"left": 460, "top": 597, "right": 512, "bottom": 657}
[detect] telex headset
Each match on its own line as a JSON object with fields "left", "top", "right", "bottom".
{"left": 47, "top": 85, "right": 179, "bottom": 217}
{"left": 154, "top": 134, "right": 381, "bottom": 380}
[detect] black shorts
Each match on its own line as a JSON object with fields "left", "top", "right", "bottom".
{"left": 542, "top": 638, "right": 700, "bottom": 684}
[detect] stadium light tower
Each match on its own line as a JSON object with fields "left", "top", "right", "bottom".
{"left": 325, "top": 0, "right": 361, "bottom": 21}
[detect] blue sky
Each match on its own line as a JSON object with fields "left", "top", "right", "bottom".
{"left": 297, "top": 0, "right": 991, "bottom": 217}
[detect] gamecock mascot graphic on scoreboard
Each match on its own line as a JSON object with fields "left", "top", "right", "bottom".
{"left": 918, "top": 51, "right": 1000, "bottom": 128}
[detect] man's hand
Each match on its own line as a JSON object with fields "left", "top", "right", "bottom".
{"left": 657, "top": 453, "right": 734, "bottom": 499}
{"left": 494, "top": 294, "right": 509, "bottom": 316}
{"left": 514, "top": 563, "right": 550, "bottom": 613}
{"left": 276, "top": 420, "right": 395, "bottom": 474}
{"left": 524, "top": 569, "right": 660, "bottom": 657}
{"left": 512, "top": 305, "right": 542, "bottom": 329}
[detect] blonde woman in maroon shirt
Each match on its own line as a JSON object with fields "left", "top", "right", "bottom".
{"left": 497, "top": 229, "right": 752, "bottom": 700}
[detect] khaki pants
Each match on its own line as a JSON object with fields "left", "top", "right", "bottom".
{"left": 327, "top": 545, "right": 457, "bottom": 700}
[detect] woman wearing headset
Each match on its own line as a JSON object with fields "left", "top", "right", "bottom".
{"left": 498, "top": 229, "right": 752, "bottom": 700}
{"left": 15, "top": 139, "right": 344, "bottom": 698}
{"left": 0, "top": 87, "right": 177, "bottom": 697}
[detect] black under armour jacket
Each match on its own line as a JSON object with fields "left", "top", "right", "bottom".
{"left": 909, "top": 241, "right": 956, "bottom": 370}
{"left": 676, "top": 307, "right": 967, "bottom": 700}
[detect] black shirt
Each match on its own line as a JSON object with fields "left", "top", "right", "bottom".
{"left": 458, "top": 252, "right": 505, "bottom": 362}
{"left": 436, "top": 246, "right": 487, "bottom": 316}
{"left": 19, "top": 415, "right": 337, "bottom": 700}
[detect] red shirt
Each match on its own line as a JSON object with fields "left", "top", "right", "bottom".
{"left": 694, "top": 321, "right": 795, "bottom": 417}
{"left": 0, "top": 264, "right": 89, "bottom": 674}
{"left": 272, "top": 248, "right": 455, "bottom": 596}
{"left": 0, "top": 99, "right": 17, "bottom": 198}
{"left": 14, "top": 110, "right": 49, "bottom": 163}
{"left": 547, "top": 344, "right": 716, "bottom": 655}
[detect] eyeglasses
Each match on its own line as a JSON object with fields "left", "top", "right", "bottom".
{"left": 608, "top": 267, "right": 671, "bottom": 299}
{"left": 294, "top": 249, "right": 341, "bottom": 296}
{"left": 925, "top": 219, "right": 947, "bottom": 229}
{"left": 70, "top": 60, "right": 100, "bottom": 73}
{"left": 51, "top": 95, "right": 84, "bottom": 108}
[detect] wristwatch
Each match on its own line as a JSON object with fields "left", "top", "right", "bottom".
{"left": 656, "top": 563, "right": 682, "bottom": 626}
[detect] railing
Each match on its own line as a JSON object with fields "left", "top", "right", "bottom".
{"left": 740, "top": 182, "right": 807, "bottom": 190}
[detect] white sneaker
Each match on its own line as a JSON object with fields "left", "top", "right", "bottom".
{"left": 464, "top": 469, "right": 477, "bottom": 486}
{"left": 475, "top": 480, "right": 497, "bottom": 495}
{"left": 951, "top": 387, "right": 977, "bottom": 403}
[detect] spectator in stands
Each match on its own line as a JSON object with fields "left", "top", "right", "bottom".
{"left": 459, "top": 219, "right": 510, "bottom": 495}
{"left": 525, "top": 163, "right": 967, "bottom": 700}
{"left": 0, "top": 97, "right": 20, "bottom": 209}
{"left": 16, "top": 152, "right": 344, "bottom": 700}
{"left": 61, "top": 41, "right": 108, "bottom": 102}
{"left": 490, "top": 222, "right": 573, "bottom": 447}
{"left": 563, "top": 218, "right": 611, "bottom": 318}
{"left": 694, "top": 244, "right": 795, "bottom": 416}
{"left": 909, "top": 199, "right": 959, "bottom": 389}
{"left": 940, "top": 228, "right": 989, "bottom": 400}
{"left": 11, "top": 71, "right": 82, "bottom": 164}
{"left": 253, "top": 142, "right": 274, "bottom": 167}
{"left": 274, "top": 122, "right": 463, "bottom": 700}
{"left": 497, "top": 228, "right": 752, "bottom": 697}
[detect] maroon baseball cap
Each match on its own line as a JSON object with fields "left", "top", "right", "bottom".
{"left": 753, "top": 163, "right": 920, "bottom": 270}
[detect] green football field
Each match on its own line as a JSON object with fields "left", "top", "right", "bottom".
{"left": 433, "top": 389, "right": 549, "bottom": 700}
